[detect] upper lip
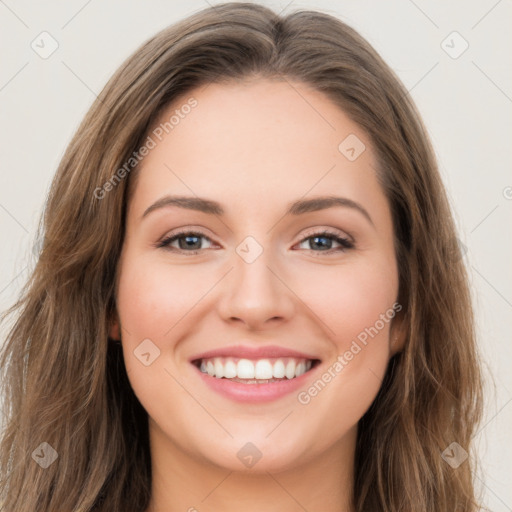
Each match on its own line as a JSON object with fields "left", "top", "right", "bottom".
{"left": 189, "top": 344, "right": 320, "bottom": 362}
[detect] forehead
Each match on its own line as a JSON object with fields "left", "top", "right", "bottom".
{"left": 128, "top": 79, "right": 387, "bottom": 224}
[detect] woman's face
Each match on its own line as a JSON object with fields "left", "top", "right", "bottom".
{"left": 113, "top": 78, "right": 404, "bottom": 473}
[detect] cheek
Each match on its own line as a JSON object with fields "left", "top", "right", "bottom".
{"left": 301, "top": 257, "right": 398, "bottom": 345}
{"left": 298, "top": 258, "right": 397, "bottom": 394}
{"left": 292, "top": 263, "right": 397, "bottom": 441}
{"left": 115, "top": 254, "right": 226, "bottom": 401}
{"left": 116, "top": 255, "right": 210, "bottom": 341}
{"left": 115, "top": 255, "right": 205, "bottom": 418}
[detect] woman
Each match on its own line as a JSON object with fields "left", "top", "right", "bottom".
{"left": 0, "top": 3, "right": 483, "bottom": 511}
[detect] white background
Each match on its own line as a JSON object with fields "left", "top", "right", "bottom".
{"left": 0, "top": 1, "right": 510, "bottom": 509}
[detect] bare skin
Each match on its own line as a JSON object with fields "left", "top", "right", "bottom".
{"left": 110, "top": 78, "right": 405, "bottom": 512}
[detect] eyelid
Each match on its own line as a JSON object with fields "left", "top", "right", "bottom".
{"left": 294, "top": 227, "right": 354, "bottom": 253}
{"left": 156, "top": 228, "right": 218, "bottom": 251}
{"left": 157, "top": 225, "right": 216, "bottom": 242}
{"left": 156, "top": 225, "right": 355, "bottom": 256}
{"left": 157, "top": 226, "right": 350, "bottom": 244}
{"left": 298, "top": 226, "right": 353, "bottom": 243}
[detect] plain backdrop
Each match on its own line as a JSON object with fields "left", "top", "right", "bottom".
{"left": 0, "top": 0, "right": 511, "bottom": 509}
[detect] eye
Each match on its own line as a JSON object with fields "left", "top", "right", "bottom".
{"left": 156, "top": 229, "right": 354, "bottom": 255}
{"left": 295, "top": 230, "right": 354, "bottom": 254}
{"left": 156, "top": 230, "right": 215, "bottom": 255}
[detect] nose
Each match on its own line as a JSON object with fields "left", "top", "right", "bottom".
{"left": 217, "top": 248, "right": 295, "bottom": 330}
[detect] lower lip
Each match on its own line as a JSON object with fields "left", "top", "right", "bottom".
{"left": 192, "top": 363, "right": 320, "bottom": 403}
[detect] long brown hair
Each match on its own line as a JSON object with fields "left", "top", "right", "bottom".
{"left": 0, "top": 3, "right": 483, "bottom": 511}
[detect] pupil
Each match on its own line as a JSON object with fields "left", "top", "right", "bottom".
{"left": 312, "top": 236, "right": 330, "bottom": 250}
{"left": 180, "top": 235, "right": 200, "bottom": 250}
{"left": 177, "top": 235, "right": 334, "bottom": 251}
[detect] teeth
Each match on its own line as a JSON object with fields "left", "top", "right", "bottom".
{"left": 197, "top": 357, "right": 315, "bottom": 380}
{"left": 237, "top": 359, "right": 255, "bottom": 379}
{"left": 224, "top": 359, "right": 237, "bottom": 378}
{"left": 285, "top": 359, "right": 296, "bottom": 379}
{"left": 214, "top": 359, "right": 224, "bottom": 378}
{"left": 273, "top": 360, "right": 285, "bottom": 378}
{"left": 295, "top": 361, "right": 306, "bottom": 378}
{"left": 255, "top": 360, "right": 273, "bottom": 379}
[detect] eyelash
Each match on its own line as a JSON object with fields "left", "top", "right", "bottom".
{"left": 156, "top": 228, "right": 354, "bottom": 256}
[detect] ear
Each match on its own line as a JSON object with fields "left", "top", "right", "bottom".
{"left": 389, "top": 308, "right": 407, "bottom": 355}
{"left": 109, "top": 313, "right": 121, "bottom": 341}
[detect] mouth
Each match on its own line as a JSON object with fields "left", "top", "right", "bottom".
{"left": 189, "top": 344, "right": 323, "bottom": 402}
{"left": 191, "top": 356, "right": 322, "bottom": 384}
{"left": 192, "top": 357, "right": 320, "bottom": 394}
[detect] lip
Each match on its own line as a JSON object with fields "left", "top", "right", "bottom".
{"left": 189, "top": 344, "right": 320, "bottom": 363}
{"left": 192, "top": 361, "right": 321, "bottom": 403}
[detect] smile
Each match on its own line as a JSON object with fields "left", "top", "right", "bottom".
{"left": 194, "top": 357, "right": 318, "bottom": 381}
{"left": 191, "top": 356, "right": 321, "bottom": 403}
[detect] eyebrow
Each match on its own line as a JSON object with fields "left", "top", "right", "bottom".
{"left": 141, "top": 194, "right": 374, "bottom": 227}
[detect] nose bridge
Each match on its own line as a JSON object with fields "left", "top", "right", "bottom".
{"left": 217, "top": 236, "right": 294, "bottom": 327}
